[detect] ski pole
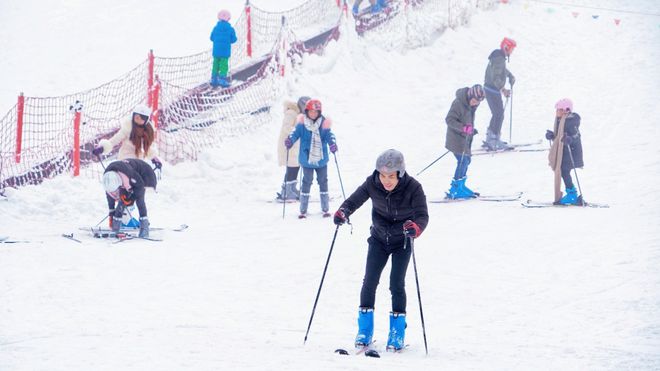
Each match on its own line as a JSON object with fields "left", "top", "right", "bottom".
{"left": 282, "top": 150, "right": 289, "bottom": 219}
{"left": 508, "top": 87, "right": 513, "bottom": 144}
{"left": 332, "top": 153, "right": 346, "bottom": 200}
{"left": 304, "top": 225, "right": 340, "bottom": 344}
{"left": 409, "top": 236, "right": 428, "bottom": 355}
{"left": 96, "top": 154, "right": 106, "bottom": 171}
{"left": 565, "top": 144, "right": 585, "bottom": 205}
{"left": 416, "top": 150, "right": 450, "bottom": 176}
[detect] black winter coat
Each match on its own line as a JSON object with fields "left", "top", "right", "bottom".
{"left": 339, "top": 171, "right": 429, "bottom": 248}
{"left": 554, "top": 113, "right": 583, "bottom": 169}
{"left": 105, "top": 158, "right": 158, "bottom": 191}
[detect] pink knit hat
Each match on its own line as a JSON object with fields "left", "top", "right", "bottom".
{"left": 217, "top": 9, "right": 231, "bottom": 21}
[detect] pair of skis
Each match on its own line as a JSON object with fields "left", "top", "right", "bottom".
{"left": 62, "top": 224, "right": 189, "bottom": 243}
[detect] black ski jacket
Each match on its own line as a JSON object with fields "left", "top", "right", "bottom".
{"left": 339, "top": 171, "right": 429, "bottom": 248}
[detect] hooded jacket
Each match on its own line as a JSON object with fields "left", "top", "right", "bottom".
{"left": 484, "top": 49, "right": 514, "bottom": 91}
{"left": 105, "top": 158, "right": 157, "bottom": 192}
{"left": 277, "top": 101, "right": 301, "bottom": 167}
{"left": 445, "top": 87, "right": 477, "bottom": 156}
{"left": 210, "top": 20, "right": 237, "bottom": 58}
{"left": 339, "top": 171, "right": 429, "bottom": 249}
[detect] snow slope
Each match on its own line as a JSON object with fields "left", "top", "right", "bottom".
{"left": 1, "top": 1, "right": 660, "bottom": 370}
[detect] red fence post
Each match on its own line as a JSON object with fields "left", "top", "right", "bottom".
{"left": 147, "top": 49, "right": 155, "bottom": 107}
{"left": 73, "top": 110, "right": 81, "bottom": 177}
{"left": 151, "top": 75, "right": 161, "bottom": 134}
{"left": 246, "top": 1, "right": 252, "bottom": 57}
{"left": 15, "top": 93, "right": 24, "bottom": 164}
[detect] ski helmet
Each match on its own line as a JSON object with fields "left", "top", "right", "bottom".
{"left": 217, "top": 9, "right": 231, "bottom": 21}
{"left": 500, "top": 37, "right": 517, "bottom": 55}
{"left": 555, "top": 98, "right": 573, "bottom": 112}
{"left": 297, "top": 96, "right": 311, "bottom": 112}
{"left": 102, "top": 171, "right": 122, "bottom": 193}
{"left": 133, "top": 104, "right": 151, "bottom": 117}
{"left": 305, "top": 99, "right": 322, "bottom": 112}
{"left": 467, "top": 84, "right": 485, "bottom": 102}
{"left": 376, "top": 149, "right": 406, "bottom": 178}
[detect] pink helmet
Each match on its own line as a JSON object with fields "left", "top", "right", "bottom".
{"left": 555, "top": 98, "right": 573, "bottom": 112}
{"left": 217, "top": 9, "right": 231, "bottom": 21}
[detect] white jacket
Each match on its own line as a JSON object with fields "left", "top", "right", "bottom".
{"left": 99, "top": 117, "right": 158, "bottom": 161}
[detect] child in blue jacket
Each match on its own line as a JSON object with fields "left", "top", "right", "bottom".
{"left": 284, "top": 99, "right": 337, "bottom": 219}
{"left": 210, "top": 9, "right": 237, "bottom": 88}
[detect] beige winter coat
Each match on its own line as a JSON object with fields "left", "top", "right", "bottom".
{"left": 99, "top": 117, "right": 159, "bottom": 160}
{"left": 277, "top": 100, "right": 301, "bottom": 167}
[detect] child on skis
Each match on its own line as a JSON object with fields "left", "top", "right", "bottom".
{"left": 332, "top": 149, "right": 429, "bottom": 351}
{"left": 92, "top": 104, "right": 162, "bottom": 228}
{"left": 483, "top": 37, "right": 516, "bottom": 151}
{"left": 546, "top": 98, "right": 584, "bottom": 205}
{"left": 276, "top": 96, "right": 310, "bottom": 201}
{"left": 102, "top": 158, "right": 158, "bottom": 238}
{"left": 209, "top": 9, "right": 237, "bottom": 88}
{"left": 284, "top": 99, "right": 337, "bottom": 218}
{"left": 444, "top": 84, "right": 485, "bottom": 199}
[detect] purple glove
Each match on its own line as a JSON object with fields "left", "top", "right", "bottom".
{"left": 329, "top": 143, "right": 338, "bottom": 153}
{"left": 92, "top": 146, "right": 103, "bottom": 156}
{"left": 462, "top": 124, "right": 474, "bottom": 135}
{"left": 284, "top": 137, "right": 293, "bottom": 149}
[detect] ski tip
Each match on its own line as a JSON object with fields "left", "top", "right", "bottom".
{"left": 334, "top": 348, "right": 349, "bottom": 355}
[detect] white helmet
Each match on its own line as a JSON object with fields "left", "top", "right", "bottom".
{"left": 133, "top": 104, "right": 152, "bottom": 117}
{"left": 102, "top": 171, "right": 122, "bottom": 193}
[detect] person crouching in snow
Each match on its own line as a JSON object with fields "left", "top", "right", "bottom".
{"left": 102, "top": 159, "right": 158, "bottom": 238}
{"left": 444, "top": 84, "right": 485, "bottom": 199}
{"left": 92, "top": 104, "right": 162, "bottom": 227}
{"left": 276, "top": 96, "right": 310, "bottom": 201}
{"left": 546, "top": 98, "right": 584, "bottom": 205}
{"left": 332, "top": 149, "right": 429, "bottom": 351}
{"left": 210, "top": 9, "right": 237, "bottom": 88}
{"left": 284, "top": 99, "right": 337, "bottom": 218}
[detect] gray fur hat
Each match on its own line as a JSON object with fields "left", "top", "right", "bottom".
{"left": 297, "top": 96, "right": 311, "bottom": 112}
{"left": 376, "top": 149, "right": 406, "bottom": 177}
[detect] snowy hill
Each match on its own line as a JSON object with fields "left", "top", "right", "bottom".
{"left": 1, "top": 1, "right": 659, "bottom": 370}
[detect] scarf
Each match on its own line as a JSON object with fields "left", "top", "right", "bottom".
{"left": 304, "top": 116, "right": 323, "bottom": 166}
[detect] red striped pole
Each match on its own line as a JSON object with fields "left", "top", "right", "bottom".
{"left": 246, "top": 2, "right": 252, "bottom": 57}
{"left": 152, "top": 75, "right": 161, "bottom": 132}
{"left": 147, "top": 50, "right": 155, "bottom": 106}
{"left": 73, "top": 110, "right": 81, "bottom": 176}
{"left": 15, "top": 93, "right": 24, "bottom": 163}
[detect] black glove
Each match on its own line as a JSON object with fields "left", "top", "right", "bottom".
{"left": 509, "top": 75, "right": 516, "bottom": 86}
{"left": 152, "top": 158, "right": 162, "bottom": 170}
{"left": 545, "top": 130, "right": 555, "bottom": 141}
{"left": 333, "top": 208, "right": 348, "bottom": 226}
{"left": 562, "top": 135, "right": 574, "bottom": 145}
{"left": 403, "top": 220, "right": 421, "bottom": 238}
{"left": 92, "top": 146, "right": 103, "bottom": 156}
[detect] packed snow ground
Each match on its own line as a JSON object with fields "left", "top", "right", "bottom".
{"left": 1, "top": 1, "right": 660, "bottom": 370}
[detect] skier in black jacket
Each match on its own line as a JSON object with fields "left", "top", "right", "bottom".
{"left": 333, "top": 149, "right": 429, "bottom": 351}
{"left": 102, "top": 158, "right": 157, "bottom": 238}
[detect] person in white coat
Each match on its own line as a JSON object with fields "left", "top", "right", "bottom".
{"left": 93, "top": 104, "right": 162, "bottom": 169}
{"left": 276, "top": 96, "right": 309, "bottom": 201}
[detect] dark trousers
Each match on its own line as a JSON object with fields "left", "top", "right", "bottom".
{"left": 285, "top": 166, "right": 300, "bottom": 182}
{"left": 561, "top": 164, "right": 574, "bottom": 189}
{"left": 106, "top": 188, "right": 147, "bottom": 218}
{"left": 453, "top": 153, "right": 471, "bottom": 180}
{"left": 301, "top": 166, "right": 328, "bottom": 194}
{"left": 360, "top": 237, "right": 412, "bottom": 313}
{"left": 485, "top": 89, "right": 504, "bottom": 136}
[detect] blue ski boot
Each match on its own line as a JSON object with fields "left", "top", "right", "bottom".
{"left": 446, "top": 177, "right": 476, "bottom": 199}
{"left": 210, "top": 74, "right": 220, "bottom": 87}
{"left": 386, "top": 312, "right": 406, "bottom": 351}
{"left": 218, "top": 76, "right": 231, "bottom": 88}
{"left": 352, "top": 4, "right": 360, "bottom": 15}
{"left": 371, "top": 3, "right": 382, "bottom": 13}
{"left": 558, "top": 186, "right": 579, "bottom": 205}
{"left": 355, "top": 307, "right": 374, "bottom": 348}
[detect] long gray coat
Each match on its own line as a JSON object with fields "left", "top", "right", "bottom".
{"left": 445, "top": 87, "right": 477, "bottom": 156}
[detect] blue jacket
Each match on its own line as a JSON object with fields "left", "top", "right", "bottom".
{"left": 288, "top": 115, "right": 336, "bottom": 169}
{"left": 210, "top": 21, "right": 237, "bottom": 58}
